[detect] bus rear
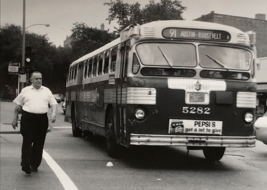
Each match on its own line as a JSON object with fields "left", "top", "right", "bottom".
{"left": 118, "top": 21, "right": 256, "bottom": 161}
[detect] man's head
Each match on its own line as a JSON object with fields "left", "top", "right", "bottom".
{"left": 30, "top": 71, "right": 42, "bottom": 89}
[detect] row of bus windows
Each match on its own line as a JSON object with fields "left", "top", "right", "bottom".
{"left": 68, "top": 47, "right": 118, "bottom": 82}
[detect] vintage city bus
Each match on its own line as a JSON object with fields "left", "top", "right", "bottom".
{"left": 65, "top": 20, "right": 257, "bottom": 161}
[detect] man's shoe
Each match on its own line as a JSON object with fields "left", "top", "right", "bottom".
{"left": 22, "top": 165, "right": 31, "bottom": 174}
{"left": 31, "top": 167, "right": 38, "bottom": 172}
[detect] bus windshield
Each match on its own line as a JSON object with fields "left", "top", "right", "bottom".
{"left": 199, "top": 45, "right": 252, "bottom": 70}
{"left": 136, "top": 43, "right": 197, "bottom": 67}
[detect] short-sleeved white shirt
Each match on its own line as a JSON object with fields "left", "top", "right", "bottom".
{"left": 13, "top": 85, "right": 57, "bottom": 114}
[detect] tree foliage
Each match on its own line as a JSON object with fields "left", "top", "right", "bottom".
{"left": 105, "top": 0, "right": 187, "bottom": 32}
{"left": 70, "top": 22, "right": 116, "bottom": 59}
{"left": 0, "top": 24, "right": 72, "bottom": 96}
{"left": 0, "top": 22, "right": 117, "bottom": 99}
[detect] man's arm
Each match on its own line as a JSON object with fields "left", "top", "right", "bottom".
{"left": 50, "top": 104, "right": 57, "bottom": 123}
{"left": 12, "top": 105, "right": 22, "bottom": 129}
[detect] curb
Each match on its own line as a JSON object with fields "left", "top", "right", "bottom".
{"left": 0, "top": 131, "right": 20, "bottom": 134}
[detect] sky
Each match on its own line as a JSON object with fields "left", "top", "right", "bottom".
{"left": 1, "top": 0, "right": 267, "bottom": 47}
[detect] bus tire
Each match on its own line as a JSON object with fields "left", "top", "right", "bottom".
{"left": 203, "top": 147, "right": 225, "bottom": 162}
{"left": 72, "top": 110, "right": 82, "bottom": 137}
{"left": 83, "top": 130, "right": 93, "bottom": 139}
{"left": 106, "top": 111, "right": 120, "bottom": 158}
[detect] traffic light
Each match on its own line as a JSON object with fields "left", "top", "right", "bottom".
{"left": 25, "top": 45, "right": 32, "bottom": 63}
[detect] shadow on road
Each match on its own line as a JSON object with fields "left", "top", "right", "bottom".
{"left": 77, "top": 134, "right": 232, "bottom": 171}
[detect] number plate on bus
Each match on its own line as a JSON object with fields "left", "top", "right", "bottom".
{"left": 169, "top": 119, "right": 222, "bottom": 135}
{"left": 189, "top": 93, "right": 205, "bottom": 102}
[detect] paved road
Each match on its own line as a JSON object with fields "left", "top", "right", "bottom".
{"left": 1, "top": 101, "right": 267, "bottom": 190}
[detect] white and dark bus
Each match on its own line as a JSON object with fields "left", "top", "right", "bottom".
{"left": 65, "top": 20, "right": 257, "bottom": 161}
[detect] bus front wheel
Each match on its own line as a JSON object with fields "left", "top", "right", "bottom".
{"left": 105, "top": 111, "right": 120, "bottom": 158}
{"left": 203, "top": 147, "right": 225, "bottom": 162}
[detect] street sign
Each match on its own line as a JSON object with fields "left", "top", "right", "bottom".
{"left": 8, "top": 62, "right": 19, "bottom": 74}
{"left": 20, "top": 74, "right": 26, "bottom": 82}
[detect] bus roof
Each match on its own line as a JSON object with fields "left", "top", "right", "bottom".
{"left": 70, "top": 38, "right": 121, "bottom": 67}
{"left": 70, "top": 20, "right": 251, "bottom": 67}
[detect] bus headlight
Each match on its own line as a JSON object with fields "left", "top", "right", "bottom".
{"left": 244, "top": 112, "right": 253, "bottom": 123}
{"left": 135, "top": 109, "right": 145, "bottom": 120}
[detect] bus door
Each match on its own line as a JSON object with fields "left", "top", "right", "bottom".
{"left": 116, "top": 42, "right": 129, "bottom": 145}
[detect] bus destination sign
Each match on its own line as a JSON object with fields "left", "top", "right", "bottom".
{"left": 162, "top": 28, "right": 231, "bottom": 42}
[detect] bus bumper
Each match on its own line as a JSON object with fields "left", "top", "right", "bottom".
{"left": 130, "top": 134, "right": 256, "bottom": 147}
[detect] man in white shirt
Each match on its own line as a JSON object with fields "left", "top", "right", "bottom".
{"left": 12, "top": 71, "right": 57, "bottom": 174}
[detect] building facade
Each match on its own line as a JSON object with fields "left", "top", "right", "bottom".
{"left": 256, "top": 57, "right": 267, "bottom": 117}
{"left": 63, "top": 35, "right": 73, "bottom": 48}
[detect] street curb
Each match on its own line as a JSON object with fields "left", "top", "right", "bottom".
{"left": 0, "top": 131, "right": 20, "bottom": 134}
{"left": 0, "top": 129, "right": 51, "bottom": 134}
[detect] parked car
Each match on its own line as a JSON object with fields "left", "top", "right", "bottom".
{"left": 254, "top": 112, "right": 267, "bottom": 145}
{"left": 53, "top": 94, "right": 62, "bottom": 103}
{"left": 62, "top": 100, "right": 66, "bottom": 115}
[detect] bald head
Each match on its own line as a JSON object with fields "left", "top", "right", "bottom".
{"left": 30, "top": 72, "right": 42, "bottom": 89}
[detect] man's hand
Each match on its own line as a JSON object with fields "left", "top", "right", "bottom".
{"left": 50, "top": 114, "right": 56, "bottom": 123}
{"left": 12, "top": 118, "right": 18, "bottom": 130}
{"left": 12, "top": 105, "right": 21, "bottom": 130}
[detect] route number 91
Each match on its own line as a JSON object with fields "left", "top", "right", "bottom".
{"left": 182, "top": 107, "right": 210, "bottom": 114}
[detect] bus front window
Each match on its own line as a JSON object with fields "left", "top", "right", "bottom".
{"left": 199, "top": 45, "right": 252, "bottom": 70}
{"left": 136, "top": 43, "right": 197, "bottom": 67}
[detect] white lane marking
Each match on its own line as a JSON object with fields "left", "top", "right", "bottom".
{"left": 53, "top": 126, "right": 72, "bottom": 129}
{"left": 43, "top": 150, "right": 78, "bottom": 190}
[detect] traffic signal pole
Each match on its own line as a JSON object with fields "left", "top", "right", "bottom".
{"left": 21, "top": 0, "right": 26, "bottom": 91}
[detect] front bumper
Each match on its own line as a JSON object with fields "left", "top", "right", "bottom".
{"left": 130, "top": 134, "right": 256, "bottom": 147}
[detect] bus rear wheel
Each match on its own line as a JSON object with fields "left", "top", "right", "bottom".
{"left": 106, "top": 111, "right": 120, "bottom": 158}
{"left": 72, "top": 111, "right": 82, "bottom": 137}
{"left": 203, "top": 147, "right": 225, "bottom": 162}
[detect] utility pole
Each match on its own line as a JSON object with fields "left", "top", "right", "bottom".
{"left": 21, "top": 0, "right": 26, "bottom": 91}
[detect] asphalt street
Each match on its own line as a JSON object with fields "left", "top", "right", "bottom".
{"left": 1, "top": 101, "right": 267, "bottom": 190}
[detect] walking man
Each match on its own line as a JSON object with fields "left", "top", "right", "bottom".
{"left": 12, "top": 71, "right": 57, "bottom": 174}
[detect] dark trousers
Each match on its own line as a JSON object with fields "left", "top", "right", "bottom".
{"left": 20, "top": 110, "right": 48, "bottom": 168}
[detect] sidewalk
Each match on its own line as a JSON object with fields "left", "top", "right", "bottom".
{"left": 0, "top": 101, "right": 20, "bottom": 134}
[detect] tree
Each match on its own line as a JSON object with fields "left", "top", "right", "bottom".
{"left": 0, "top": 24, "right": 73, "bottom": 97}
{"left": 0, "top": 24, "right": 22, "bottom": 96}
{"left": 142, "top": 0, "right": 186, "bottom": 23}
{"left": 104, "top": 0, "right": 143, "bottom": 32}
{"left": 0, "top": 24, "right": 22, "bottom": 63}
{"left": 0, "top": 22, "right": 117, "bottom": 99}
{"left": 104, "top": 0, "right": 187, "bottom": 32}
{"left": 70, "top": 22, "right": 116, "bottom": 59}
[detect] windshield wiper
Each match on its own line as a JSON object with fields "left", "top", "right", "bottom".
{"left": 157, "top": 46, "right": 173, "bottom": 68}
{"left": 206, "top": 54, "right": 229, "bottom": 71}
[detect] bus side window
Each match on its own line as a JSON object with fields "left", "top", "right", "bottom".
{"left": 92, "top": 57, "right": 97, "bottom": 76}
{"left": 104, "top": 51, "right": 110, "bottom": 74}
{"left": 88, "top": 59, "right": 92, "bottom": 78}
{"left": 111, "top": 47, "right": 117, "bottom": 72}
{"left": 70, "top": 67, "right": 74, "bottom": 80}
{"left": 98, "top": 53, "right": 104, "bottom": 75}
{"left": 84, "top": 60, "right": 88, "bottom": 79}
{"left": 74, "top": 65, "right": 77, "bottom": 80}
{"left": 68, "top": 67, "right": 71, "bottom": 81}
{"left": 72, "top": 66, "right": 74, "bottom": 80}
